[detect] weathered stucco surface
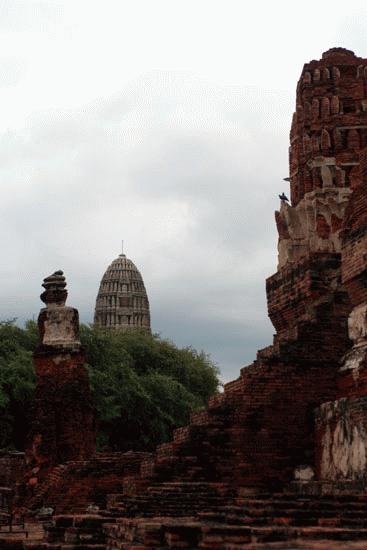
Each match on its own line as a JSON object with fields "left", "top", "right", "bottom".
{"left": 340, "top": 304, "right": 367, "bottom": 373}
{"left": 276, "top": 187, "right": 351, "bottom": 268}
{"left": 348, "top": 303, "right": 367, "bottom": 345}
{"left": 40, "top": 305, "right": 81, "bottom": 349}
{"left": 316, "top": 397, "right": 367, "bottom": 480}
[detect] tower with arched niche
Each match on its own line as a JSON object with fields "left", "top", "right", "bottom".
{"left": 290, "top": 47, "right": 367, "bottom": 204}
{"left": 276, "top": 48, "right": 367, "bottom": 269}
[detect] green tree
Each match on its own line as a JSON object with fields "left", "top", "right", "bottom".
{"left": 0, "top": 321, "right": 36, "bottom": 450}
{"left": 80, "top": 326, "right": 220, "bottom": 451}
{"left": 0, "top": 322, "right": 220, "bottom": 452}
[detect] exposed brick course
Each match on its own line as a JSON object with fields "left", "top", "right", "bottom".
{"left": 290, "top": 48, "right": 367, "bottom": 206}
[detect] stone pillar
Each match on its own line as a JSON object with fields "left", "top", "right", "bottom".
{"left": 26, "top": 271, "right": 95, "bottom": 484}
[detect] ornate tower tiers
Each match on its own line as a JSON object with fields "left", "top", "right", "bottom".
{"left": 290, "top": 47, "right": 367, "bottom": 205}
{"left": 276, "top": 48, "right": 367, "bottom": 269}
{"left": 94, "top": 254, "right": 151, "bottom": 332}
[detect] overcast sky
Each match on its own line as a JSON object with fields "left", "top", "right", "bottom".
{"left": 1, "top": 1, "right": 367, "bottom": 381}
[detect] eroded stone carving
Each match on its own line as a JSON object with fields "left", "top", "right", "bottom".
{"left": 348, "top": 304, "right": 367, "bottom": 344}
{"left": 276, "top": 187, "right": 351, "bottom": 269}
{"left": 38, "top": 271, "right": 81, "bottom": 350}
{"left": 340, "top": 305, "right": 367, "bottom": 373}
{"left": 316, "top": 399, "right": 367, "bottom": 480}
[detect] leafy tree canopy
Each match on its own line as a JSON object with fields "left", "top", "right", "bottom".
{"left": 0, "top": 321, "right": 36, "bottom": 450}
{"left": 0, "top": 321, "right": 220, "bottom": 452}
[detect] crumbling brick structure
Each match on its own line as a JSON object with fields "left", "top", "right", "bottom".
{"left": 26, "top": 271, "right": 96, "bottom": 489}
{"left": 315, "top": 151, "right": 367, "bottom": 483}
{"left": 277, "top": 47, "right": 367, "bottom": 268}
{"left": 289, "top": 47, "right": 367, "bottom": 206}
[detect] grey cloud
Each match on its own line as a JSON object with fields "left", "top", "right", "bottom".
{"left": 0, "top": 72, "right": 289, "bottom": 381}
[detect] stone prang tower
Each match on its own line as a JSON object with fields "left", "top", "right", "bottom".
{"left": 94, "top": 253, "right": 151, "bottom": 332}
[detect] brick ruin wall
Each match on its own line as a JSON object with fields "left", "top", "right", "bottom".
{"left": 313, "top": 149, "right": 367, "bottom": 480}
{"left": 341, "top": 182, "right": 367, "bottom": 307}
{"left": 289, "top": 47, "right": 367, "bottom": 206}
{"left": 6, "top": 49, "right": 367, "bottom": 521}
{"left": 0, "top": 452, "right": 25, "bottom": 490}
{"left": 122, "top": 48, "right": 367, "bottom": 492}
{"left": 24, "top": 452, "right": 151, "bottom": 514}
{"left": 26, "top": 351, "right": 95, "bottom": 480}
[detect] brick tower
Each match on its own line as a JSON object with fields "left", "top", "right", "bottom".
{"left": 228, "top": 48, "right": 367, "bottom": 484}
{"left": 277, "top": 47, "right": 367, "bottom": 269}
{"left": 290, "top": 47, "right": 367, "bottom": 204}
{"left": 26, "top": 271, "right": 95, "bottom": 486}
{"left": 269, "top": 48, "right": 367, "bottom": 357}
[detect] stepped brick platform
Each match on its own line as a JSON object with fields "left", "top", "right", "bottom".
{"left": 0, "top": 454, "right": 25, "bottom": 491}
{"left": 25, "top": 452, "right": 152, "bottom": 514}
{"left": 103, "top": 490, "right": 367, "bottom": 549}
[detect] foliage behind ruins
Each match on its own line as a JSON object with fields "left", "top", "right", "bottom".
{"left": 0, "top": 321, "right": 220, "bottom": 453}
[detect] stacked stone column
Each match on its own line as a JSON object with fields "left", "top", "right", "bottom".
{"left": 26, "top": 271, "right": 95, "bottom": 489}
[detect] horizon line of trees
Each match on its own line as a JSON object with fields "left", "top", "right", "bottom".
{"left": 0, "top": 320, "right": 221, "bottom": 453}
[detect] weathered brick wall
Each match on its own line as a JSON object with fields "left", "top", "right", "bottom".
{"left": 25, "top": 451, "right": 151, "bottom": 513}
{"left": 0, "top": 452, "right": 25, "bottom": 489}
{"left": 117, "top": 340, "right": 348, "bottom": 491}
{"left": 266, "top": 253, "right": 348, "bottom": 338}
{"left": 129, "top": 245, "right": 352, "bottom": 489}
{"left": 26, "top": 350, "right": 95, "bottom": 487}
{"left": 360, "top": 147, "right": 367, "bottom": 181}
{"left": 290, "top": 48, "right": 367, "bottom": 206}
{"left": 224, "top": 356, "right": 341, "bottom": 487}
{"left": 314, "top": 148, "right": 367, "bottom": 483}
{"left": 341, "top": 181, "right": 367, "bottom": 306}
